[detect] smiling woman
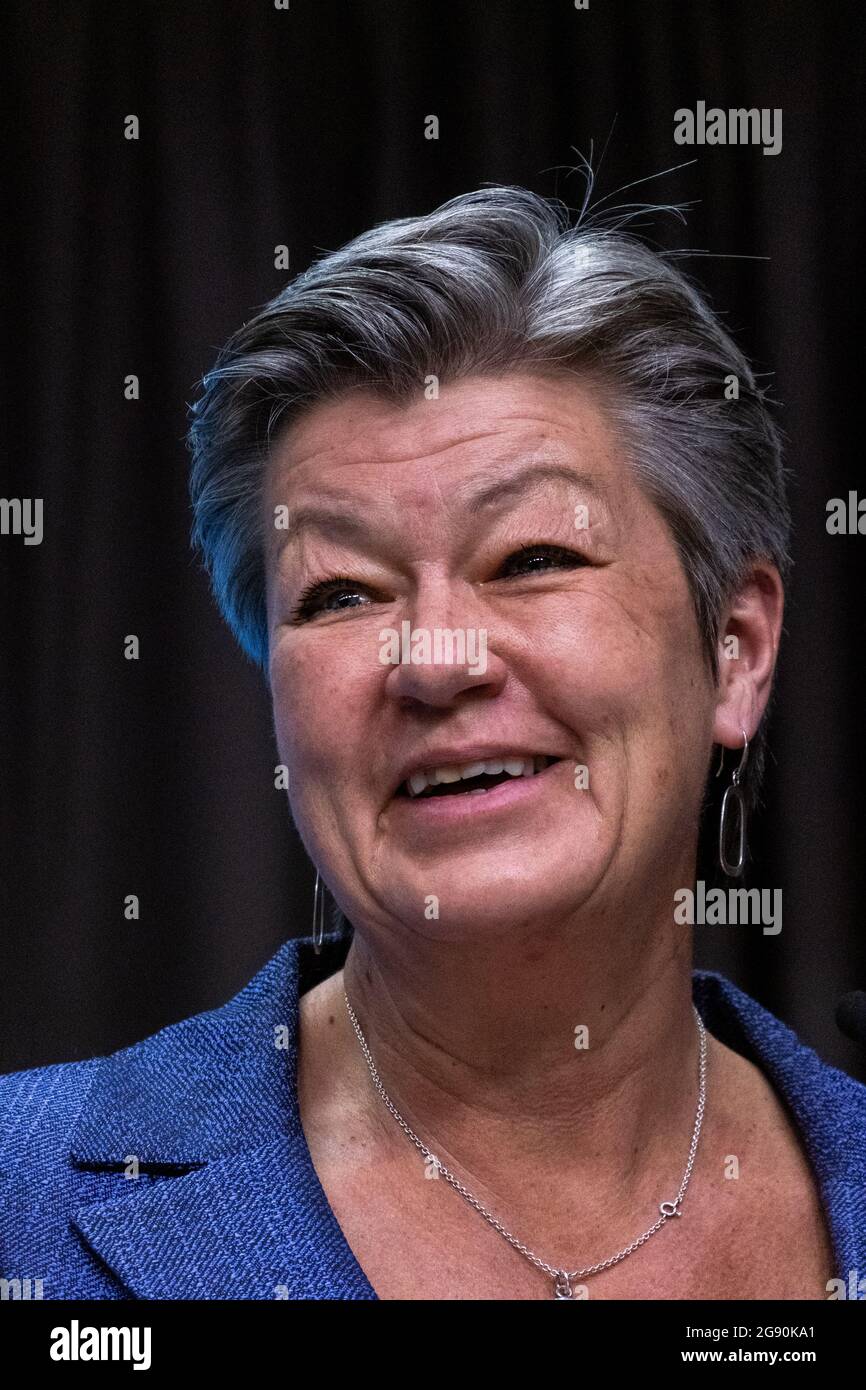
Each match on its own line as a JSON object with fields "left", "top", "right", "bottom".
{"left": 3, "top": 184, "right": 865, "bottom": 1302}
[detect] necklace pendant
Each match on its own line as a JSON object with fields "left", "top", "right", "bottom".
{"left": 554, "top": 1271, "right": 574, "bottom": 1299}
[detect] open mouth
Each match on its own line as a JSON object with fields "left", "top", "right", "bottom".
{"left": 397, "top": 755, "right": 562, "bottom": 800}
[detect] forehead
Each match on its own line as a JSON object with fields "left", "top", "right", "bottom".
{"left": 265, "top": 371, "right": 630, "bottom": 506}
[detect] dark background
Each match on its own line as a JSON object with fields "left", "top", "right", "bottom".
{"left": 2, "top": 0, "right": 864, "bottom": 1077}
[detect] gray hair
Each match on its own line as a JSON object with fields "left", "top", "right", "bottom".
{"left": 187, "top": 183, "right": 792, "bottom": 870}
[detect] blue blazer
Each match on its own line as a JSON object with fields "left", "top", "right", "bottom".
{"left": 2, "top": 932, "right": 866, "bottom": 1299}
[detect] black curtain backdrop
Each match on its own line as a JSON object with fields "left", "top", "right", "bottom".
{"left": 2, "top": 0, "right": 864, "bottom": 1079}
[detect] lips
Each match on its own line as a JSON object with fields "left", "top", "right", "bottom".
{"left": 389, "top": 752, "right": 566, "bottom": 828}
{"left": 396, "top": 753, "right": 562, "bottom": 799}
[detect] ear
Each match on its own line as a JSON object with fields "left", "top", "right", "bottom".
{"left": 712, "top": 561, "right": 785, "bottom": 748}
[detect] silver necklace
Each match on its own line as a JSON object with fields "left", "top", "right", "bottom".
{"left": 344, "top": 992, "right": 708, "bottom": 1299}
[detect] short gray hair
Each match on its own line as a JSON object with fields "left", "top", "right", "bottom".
{"left": 187, "top": 183, "right": 792, "bottom": 867}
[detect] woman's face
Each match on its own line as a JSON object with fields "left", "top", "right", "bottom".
{"left": 264, "top": 372, "right": 720, "bottom": 942}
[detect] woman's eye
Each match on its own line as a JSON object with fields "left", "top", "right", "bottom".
{"left": 290, "top": 575, "right": 374, "bottom": 623}
{"left": 498, "top": 543, "right": 587, "bottom": 578}
{"left": 290, "top": 545, "right": 585, "bottom": 623}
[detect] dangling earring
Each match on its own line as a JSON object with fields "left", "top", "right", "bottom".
{"left": 312, "top": 871, "right": 325, "bottom": 954}
{"left": 715, "top": 727, "right": 749, "bottom": 877}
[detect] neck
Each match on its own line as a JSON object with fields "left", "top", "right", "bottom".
{"left": 331, "top": 891, "right": 706, "bottom": 1221}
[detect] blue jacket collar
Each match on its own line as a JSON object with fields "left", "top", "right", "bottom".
{"left": 71, "top": 932, "right": 377, "bottom": 1298}
{"left": 69, "top": 935, "right": 866, "bottom": 1298}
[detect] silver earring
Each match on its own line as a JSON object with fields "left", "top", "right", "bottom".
{"left": 716, "top": 727, "right": 749, "bottom": 877}
{"left": 312, "top": 871, "right": 325, "bottom": 954}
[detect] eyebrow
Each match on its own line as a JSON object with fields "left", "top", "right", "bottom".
{"left": 456, "top": 461, "right": 612, "bottom": 512}
{"left": 274, "top": 461, "right": 610, "bottom": 554}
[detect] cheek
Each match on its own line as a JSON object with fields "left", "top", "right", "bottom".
{"left": 269, "top": 646, "right": 328, "bottom": 777}
{"left": 536, "top": 578, "right": 705, "bottom": 737}
{"left": 269, "top": 639, "right": 372, "bottom": 784}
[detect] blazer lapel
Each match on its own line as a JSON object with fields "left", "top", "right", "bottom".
{"left": 71, "top": 1133, "right": 376, "bottom": 1299}
{"left": 694, "top": 971, "right": 866, "bottom": 1283}
{"left": 68, "top": 933, "right": 376, "bottom": 1299}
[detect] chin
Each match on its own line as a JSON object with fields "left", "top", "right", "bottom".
{"left": 371, "top": 864, "right": 602, "bottom": 945}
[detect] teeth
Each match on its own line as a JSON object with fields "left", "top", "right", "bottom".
{"left": 436, "top": 767, "right": 463, "bottom": 784}
{"left": 404, "top": 755, "right": 552, "bottom": 797}
{"left": 459, "top": 761, "right": 487, "bottom": 779}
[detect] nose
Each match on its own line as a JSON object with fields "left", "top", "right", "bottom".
{"left": 382, "top": 580, "right": 507, "bottom": 710}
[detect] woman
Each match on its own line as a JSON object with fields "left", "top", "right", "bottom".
{"left": 2, "top": 186, "right": 865, "bottom": 1300}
